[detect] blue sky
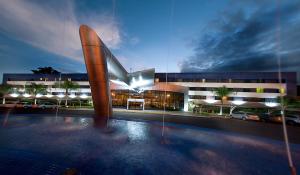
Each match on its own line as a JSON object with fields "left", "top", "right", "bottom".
{"left": 0, "top": 0, "right": 300, "bottom": 82}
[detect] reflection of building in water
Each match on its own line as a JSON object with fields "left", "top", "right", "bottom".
{"left": 2, "top": 71, "right": 297, "bottom": 111}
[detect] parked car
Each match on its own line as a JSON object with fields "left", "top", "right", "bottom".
{"left": 38, "top": 102, "right": 57, "bottom": 109}
{"left": 23, "top": 103, "right": 34, "bottom": 108}
{"left": 285, "top": 111, "right": 300, "bottom": 126}
{"left": 259, "top": 111, "right": 283, "bottom": 123}
{"left": 285, "top": 114, "right": 300, "bottom": 125}
{"left": 259, "top": 111, "right": 300, "bottom": 125}
{"left": 230, "top": 111, "right": 260, "bottom": 121}
{"left": 15, "top": 102, "right": 32, "bottom": 108}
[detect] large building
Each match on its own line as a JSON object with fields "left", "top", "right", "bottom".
{"left": 1, "top": 25, "right": 298, "bottom": 113}
{"left": 2, "top": 71, "right": 297, "bottom": 111}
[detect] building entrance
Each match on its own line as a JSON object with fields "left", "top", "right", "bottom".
{"left": 127, "top": 99, "right": 145, "bottom": 110}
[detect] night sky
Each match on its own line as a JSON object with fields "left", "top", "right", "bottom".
{"left": 0, "top": 0, "right": 299, "bottom": 82}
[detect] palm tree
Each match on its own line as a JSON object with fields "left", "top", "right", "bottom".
{"left": 214, "top": 86, "right": 232, "bottom": 115}
{"left": 278, "top": 96, "right": 294, "bottom": 110}
{"left": 27, "top": 83, "right": 47, "bottom": 104}
{"left": 55, "top": 80, "right": 79, "bottom": 106}
{"left": 0, "top": 84, "right": 13, "bottom": 104}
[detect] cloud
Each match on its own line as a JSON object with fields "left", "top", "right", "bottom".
{"left": 0, "top": 0, "right": 121, "bottom": 62}
{"left": 180, "top": 1, "right": 300, "bottom": 79}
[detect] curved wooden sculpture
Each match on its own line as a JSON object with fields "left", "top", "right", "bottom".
{"left": 79, "top": 25, "right": 112, "bottom": 124}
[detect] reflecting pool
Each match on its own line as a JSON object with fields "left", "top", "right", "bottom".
{"left": 0, "top": 115, "right": 299, "bottom": 175}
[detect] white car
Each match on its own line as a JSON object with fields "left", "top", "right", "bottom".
{"left": 231, "top": 111, "right": 260, "bottom": 121}
{"left": 38, "top": 102, "right": 57, "bottom": 109}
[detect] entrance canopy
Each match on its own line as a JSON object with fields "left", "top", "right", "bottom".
{"left": 127, "top": 98, "right": 145, "bottom": 110}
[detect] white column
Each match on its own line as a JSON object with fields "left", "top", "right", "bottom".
{"left": 184, "top": 92, "right": 189, "bottom": 112}
{"left": 142, "top": 101, "right": 145, "bottom": 110}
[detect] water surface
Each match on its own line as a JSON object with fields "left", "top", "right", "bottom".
{"left": 0, "top": 115, "right": 299, "bottom": 175}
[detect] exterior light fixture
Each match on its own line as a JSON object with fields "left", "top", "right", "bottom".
{"left": 232, "top": 97, "right": 245, "bottom": 105}
{"left": 232, "top": 100, "right": 246, "bottom": 105}
{"left": 45, "top": 94, "right": 53, "bottom": 98}
{"left": 23, "top": 93, "right": 31, "bottom": 98}
{"left": 265, "top": 98, "right": 278, "bottom": 107}
{"left": 265, "top": 102, "right": 278, "bottom": 107}
{"left": 57, "top": 94, "right": 65, "bottom": 98}
{"left": 80, "top": 94, "right": 88, "bottom": 99}
{"left": 10, "top": 93, "right": 19, "bottom": 98}
{"left": 204, "top": 96, "right": 217, "bottom": 104}
{"left": 36, "top": 94, "right": 43, "bottom": 98}
{"left": 69, "top": 94, "right": 76, "bottom": 98}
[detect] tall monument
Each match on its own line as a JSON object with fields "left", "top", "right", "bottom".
{"left": 79, "top": 25, "right": 113, "bottom": 124}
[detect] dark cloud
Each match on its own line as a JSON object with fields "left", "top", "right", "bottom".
{"left": 180, "top": 1, "right": 300, "bottom": 82}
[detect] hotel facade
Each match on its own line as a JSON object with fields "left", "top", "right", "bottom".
{"left": 1, "top": 25, "right": 298, "bottom": 112}
{"left": 2, "top": 71, "right": 297, "bottom": 111}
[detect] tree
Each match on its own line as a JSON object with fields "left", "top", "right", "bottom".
{"left": 214, "top": 86, "right": 232, "bottom": 115}
{"left": 0, "top": 84, "right": 13, "bottom": 104}
{"left": 31, "top": 67, "right": 60, "bottom": 74}
{"left": 277, "top": 96, "right": 298, "bottom": 111}
{"left": 27, "top": 83, "right": 47, "bottom": 104}
{"left": 55, "top": 80, "right": 79, "bottom": 106}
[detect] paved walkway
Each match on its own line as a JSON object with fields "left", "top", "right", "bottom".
{"left": 114, "top": 108, "right": 219, "bottom": 117}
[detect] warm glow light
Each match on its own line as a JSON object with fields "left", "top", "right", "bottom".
{"left": 204, "top": 96, "right": 217, "bottom": 104}
{"left": 23, "top": 93, "right": 31, "bottom": 98}
{"left": 232, "top": 100, "right": 246, "bottom": 105}
{"left": 57, "top": 94, "right": 65, "bottom": 98}
{"left": 265, "top": 102, "right": 278, "bottom": 107}
{"left": 10, "top": 93, "right": 19, "bottom": 98}
{"left": 36, "top": 93, "right": 43, "bottom": 98}
{"left": 204, "top": 99, "right": 217, "bottom": 104}
{"left": 45, "top": 94, "right": 53, "bottom": 98}
{"left": 80, "top": 94, "right": 88, "bottom": 99}
{"left": 69, "top": 94, "right": 76, "bottom": 98}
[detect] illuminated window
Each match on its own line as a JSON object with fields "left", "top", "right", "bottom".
{"left": 256, "top": 88, "right": 264, "bottom": 93}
